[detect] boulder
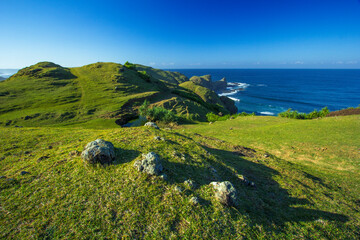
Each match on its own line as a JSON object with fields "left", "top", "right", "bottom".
{"left": 81, "top": 139, "right": 115, "bottom": 165}
{"left": 144, "top": 122, "right": 159, "bottom": 129}
{"left": 210, "top": 181, "right": 237, "bottom": 206}
{"left": 134, "top": 152, "right": 163, "bottom": 175}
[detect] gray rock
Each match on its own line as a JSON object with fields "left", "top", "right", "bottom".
{"left": 81, "top": 139, "right": 115, "bottom": 165}
{"left": 184, "top": 179, "right": 195, "bottom": 189}
{"left": 134, "top": 152, "right": 163, "bottom": 175}
{"left": 210, "top": 181, "right": 237, "bottom": 206}
{"left": 189, "top": 196, "right": 200, "bottom": 205}
{"left": 144, "top": 122, "right": 159, "bottom": 129}
{"left": 153, "top": 136, "right": 165, "bottom": 141}
{"left": 20, "top": 171, "right": 29, "bottom": 176}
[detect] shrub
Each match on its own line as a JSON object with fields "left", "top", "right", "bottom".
{"left": 138, "top": 71, "right": 151, "bottom": 82}
{"left": 124, "top": 61, "right": 136, "bottom": 70}
{"left": 139, "top": 100, "right": 177, "bottom": 123}
{"left": 279, "top": 107, "right": 329, "bottom": 119}
{"left": 206, "top": 111, "right": 255, "bottom": 122}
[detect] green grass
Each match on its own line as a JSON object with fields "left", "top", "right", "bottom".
{"left": 1, "top": 115, "right": 360, "bottom": 238}
{"left": 0, "top": 62, "right": 233, "bottom": 127}
{"left": 1, "top": 62, "right": 359, "bottom": 239}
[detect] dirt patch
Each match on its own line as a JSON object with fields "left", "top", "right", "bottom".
{"left": 327, "top": 108, "right": 360, "bottom": 117}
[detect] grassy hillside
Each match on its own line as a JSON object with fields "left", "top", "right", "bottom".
{"left": 0, "top": 62, "right": 234, "bottom": 127}
{"left": 1, "top": 115, "right": 359, "bottom": 239}
{"left": 183, "top": 115, "right": 360, "bottom": 199}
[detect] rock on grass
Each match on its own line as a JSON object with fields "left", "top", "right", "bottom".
{"left": 134, "top": 152, "right": 163, "bottom": 175}
{"left": 81, "top": 139, "right": 115, "bottom": 165}
{"left": 144, "top": 122, "right": 159, "bottom": 129}
{"left": 210, "top": 181, "right": 237, "bottom": 206}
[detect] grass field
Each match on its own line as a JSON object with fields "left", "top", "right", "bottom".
{"left": 1, "top": 115, "right": 359, "bottom": 239}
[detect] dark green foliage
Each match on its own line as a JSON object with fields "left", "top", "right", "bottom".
{"left": 139, "top": 100, "right": 177, "bottom": 123}
{"left": 124, "top": 61, "right": 136, "bottom": 70}
{"left": 206, "top": 112, "right": 255, "bottom": 122}
{"left": 279, "top": 107, "right": 329, "bottom": 119}
{"left": 137, "top": 70, "right": 151, "bottom": 82}
{"left": 238, "top": 112, "right": 256, "bottom": 117}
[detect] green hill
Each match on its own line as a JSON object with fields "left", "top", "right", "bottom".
{"left": 0, "top": 62, "right": 236, "bottom": 127}
{"left": 0, "top": 115, "right": 359, "bottom": 239}
{"left": 1, "top": 61, "right": 359, "bottom": 239}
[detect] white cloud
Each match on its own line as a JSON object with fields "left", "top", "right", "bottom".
{"left": 295, "top": 61, "right": 304, "bottom": 65}
{"left": 149, "top": 62, "right": 156, "bottom": 66}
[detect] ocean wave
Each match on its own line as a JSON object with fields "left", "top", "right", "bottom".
{"left": 219, "top": 90, "right": 239, "bottom": 96}
{"left": 260, "top": 111, "right": 275, "bottom": 115}
{"left": 257, "top": 84, "right": 267, "bottom": 87}
{"left": 228, "top": 82, "right": 250, "bottom": 89}
{"left": 218, "top": 82, "right": 249, "bottom": 97}
{"left": 228, "top": 97, "right": 240, "bottom": 102}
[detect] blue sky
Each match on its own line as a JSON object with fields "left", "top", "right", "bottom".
{"left": 1, "top": 0, "right": 360, "bottom": 69}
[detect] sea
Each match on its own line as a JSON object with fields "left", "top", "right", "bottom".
{"left": 173, "top": 69, "right": 360, "bottom": 116}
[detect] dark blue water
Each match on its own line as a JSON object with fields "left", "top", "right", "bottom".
{"left": 172, "top": 69, "right": 360, "bottom": 115}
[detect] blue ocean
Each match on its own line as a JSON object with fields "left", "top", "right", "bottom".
{"left": 174, "top": 69, "right": 360, "bottom": 115}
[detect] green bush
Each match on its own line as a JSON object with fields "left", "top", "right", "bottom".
{"left": 138, "top": 71, "right": 151, "bottom": 82}
{"left": 124, "top": 61, "right": 136, "bottom": 70}
{"left": 139, "top": 100, "right": 177, "bottom": 123}
{"left": 279, "top": 107, "right": 329, "bottom": 119}
{"left": 206, "top": 111, "right": 255, "bottom": 122}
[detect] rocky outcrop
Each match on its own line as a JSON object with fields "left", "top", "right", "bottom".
{"left": 134, "top": 152, "right": 163, "bottom": 175}
{"left": 212, "top": 77, "right": 227, "bottom": 91}
{"left": 220, "top": 96, "right": 237, "bottom": 114}
{"left": 189, "top": 75, "right": 212, "bottom": 89}
{"left": 190, "top": 75, "right": 228, "bottom": 92}
{"left": 81, "top": 139, "right": 115, "bottom": 164}
{"left": 210, "top": 181, "right": 237, "bottom": 206}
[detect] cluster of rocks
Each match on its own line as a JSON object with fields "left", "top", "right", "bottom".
{"left": 78, "top": 138, "right": 247, "bottom": 207}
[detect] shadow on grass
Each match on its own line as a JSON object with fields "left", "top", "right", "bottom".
{"left": 159, "top": 141, "right": 348, "bottom": 231}
{"left": 113, "top": 148, "right": 141, "bottom": 165}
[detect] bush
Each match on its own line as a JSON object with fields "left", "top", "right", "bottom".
{"left": 139, "top": 100, "right": 177, "bottom": 123}
{"left": 124, "top": 61, "right": 136, "bottom": 70}
{"left": 279, "top": 107, "right": 329, "bottom": 119}
{"left": 138, "top": 71, "right": 151, "bottom": 82}
{"left": 206, "top": 111, "right": 255, "bottom": 122}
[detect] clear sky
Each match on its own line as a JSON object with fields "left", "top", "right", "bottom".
{"left": 1, "top": 0, "right": 360, "bottom": 69}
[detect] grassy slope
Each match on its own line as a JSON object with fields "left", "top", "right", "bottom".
{"left": 0, "top": 116, "right": 359, "bottom": 239}
{"left": 183, "top": 115, "right": 360, "bottom": 197}
{"left": 0, "top": 62, "right": 220, "bottom": 126}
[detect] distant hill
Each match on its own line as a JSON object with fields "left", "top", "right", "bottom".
{"left": 0, "top": 61, "right": 236, "bottom": 127}
{"left": 0, "top": 76, "right": 5, "bottom": 81}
